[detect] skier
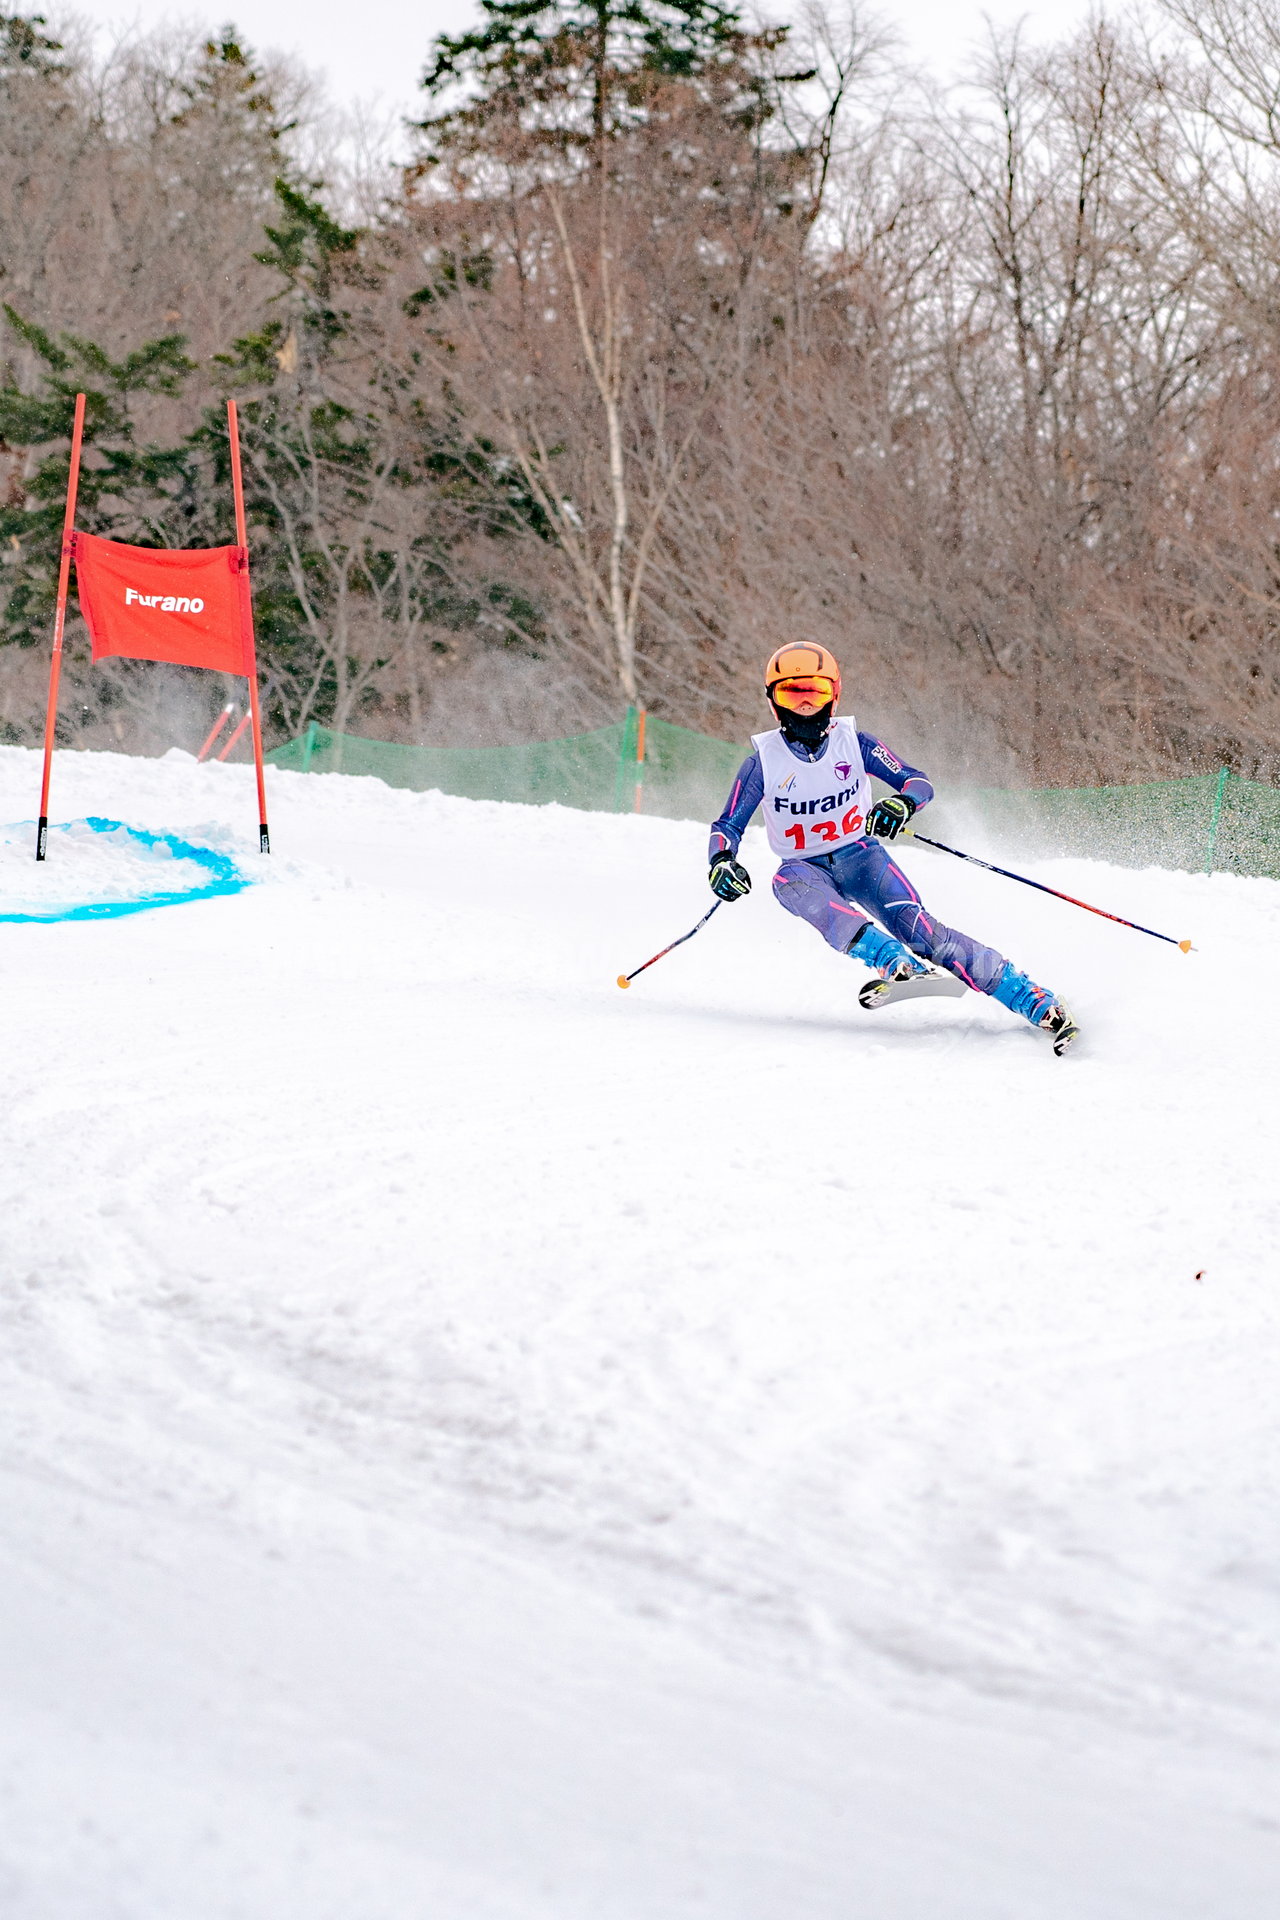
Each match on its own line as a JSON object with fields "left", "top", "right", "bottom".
{"left": 708, "top": 645, "right": 1078, "bottom": 1050}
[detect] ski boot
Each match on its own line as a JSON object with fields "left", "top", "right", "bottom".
{"left": 851, "top": 924, "right": 964, "bottom": 1011}
{"left": 849, "top": 922, "right": 931, "bottom": 983}
{"left": 991, "top": 963, "right": 1080, "bottom": 1055}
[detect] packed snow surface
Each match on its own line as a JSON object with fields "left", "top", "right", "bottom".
{"left": 1, "top": 743, "right": 1277, "bottom": 1918}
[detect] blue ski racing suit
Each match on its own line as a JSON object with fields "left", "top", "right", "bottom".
{"left": 709, "top": 727, "right": 1060, "bottom": 1023}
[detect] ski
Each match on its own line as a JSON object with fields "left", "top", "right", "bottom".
{"left": 858, "top": 971, "right": 968, "bottom": 1011}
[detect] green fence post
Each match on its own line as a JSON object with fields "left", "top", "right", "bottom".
{"left": 614, "top": 706, "right": 637, "bottom": 812}
{"left": 301, "top": 719, "right": 319, "bottom": 772}
{"left": 1205, "top": 765, "right": 1229, "bottom": 875}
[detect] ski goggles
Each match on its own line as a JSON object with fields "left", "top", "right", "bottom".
{"left": 770, "top": 675, "right": 836, "bottom": 713}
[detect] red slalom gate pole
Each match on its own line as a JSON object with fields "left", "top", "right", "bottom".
{"left": 197, "top": 702, "right": 236, "bottom": 762}
{"left": 217, "top": 712, "right": 253, "bottom": 762}
{"left": 905, "top": 829, "right": 1193, "bottom": 951}
{"left": 226, "top": 399, "right": 270, "bottom": 852}
{"left": 617, "top": 901, "right": 721, "bottom": 988}
{"left": 36, "top": 391, "right": 86, "bottom": 860}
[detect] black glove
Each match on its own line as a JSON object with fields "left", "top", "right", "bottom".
{"left": 866, "top": 794, "right": 917, "bottom": 841}
{"left": 709, "top": 853, "right": 752, "bottom": 901}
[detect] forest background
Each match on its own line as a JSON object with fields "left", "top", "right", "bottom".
{"left": 3, "top": 0, "right": 1280, "bottom": 787}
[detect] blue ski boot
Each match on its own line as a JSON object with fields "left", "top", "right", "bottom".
{"left": 991, "top": 963, "right": 1079, "bottom": 1054}
{"left": 849, "top": 922, "right": 931, "bottom": 983}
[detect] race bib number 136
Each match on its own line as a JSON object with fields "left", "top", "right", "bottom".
{"left": 784, "top": 807, "right": 863, "bottom": 852}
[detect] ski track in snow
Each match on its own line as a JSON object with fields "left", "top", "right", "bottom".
{"left": 1, "top": 743, "right": 1278, "bottom": 1918}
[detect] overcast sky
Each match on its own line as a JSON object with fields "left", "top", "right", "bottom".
{"left": 72, "top": 0, "right": 1098, "bottom": 125}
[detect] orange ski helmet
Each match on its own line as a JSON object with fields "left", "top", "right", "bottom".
{"left": 764, "top": 643, "right": 841, "bottom": 715}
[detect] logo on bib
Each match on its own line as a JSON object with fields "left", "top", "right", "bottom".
{"left": 835, "top": 761, "right": 852, "bottom": 779}
{"left": 773, "top": 783, "right": 863, "bottom": 816}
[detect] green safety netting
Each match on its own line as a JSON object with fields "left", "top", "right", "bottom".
{"left": 267, "top": 715, "right": 1280, "bottom": 880}
{"left": 267, "top": 710, "right": 743, "bottom": 822}
{"left": 924, "top": 769, "right": 1280, "bottom": 880}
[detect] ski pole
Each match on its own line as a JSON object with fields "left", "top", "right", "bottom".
{"left": 904, "top": 829, "right": 1193, "bottom": 951}
{"left": 618, "top": 901, "right": 722, "bottom": 987}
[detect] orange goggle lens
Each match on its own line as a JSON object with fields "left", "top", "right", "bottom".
{"left": 771, "top": 676, "right": 836, "bottom": 713}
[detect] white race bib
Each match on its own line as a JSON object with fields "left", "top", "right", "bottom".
{"left": 753, "top": 718, "right": 873, "bottom": 860}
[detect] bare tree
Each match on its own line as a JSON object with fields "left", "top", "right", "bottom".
{"left": 5, "top": 0, "right": 1280, "bottom": 782}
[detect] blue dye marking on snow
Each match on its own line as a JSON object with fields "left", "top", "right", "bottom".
{"left": 0, "top": 817, "right": 252, "bottom": 923}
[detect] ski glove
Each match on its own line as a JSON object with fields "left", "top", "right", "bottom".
{"left": 866, "top": 794, "right": 917, "bottom": 841}
{"left": 709, "top": 853, "right": 752, "bottom": 901}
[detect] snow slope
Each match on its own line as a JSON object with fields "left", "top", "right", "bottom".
{"left": 1, "top": 743, "right": 1278, "bottom": 1919}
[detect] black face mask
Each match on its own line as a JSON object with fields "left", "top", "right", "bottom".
{"left": 774, "top": 701, "right": 834, "bottom": 752}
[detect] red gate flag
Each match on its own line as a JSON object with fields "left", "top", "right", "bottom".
{"left": 37, "top": 395, "right": 270, "bottom": 859}
{"left": 73, "top": 532, "right": 253, "bottom": 675}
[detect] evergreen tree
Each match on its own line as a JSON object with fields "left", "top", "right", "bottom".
{"left": 0, "top": 310, "right": 196, "bottom": 650}
{"left": 147, "top": 30, "right": 298, "bottom": 220}
{"left": 417, "top": 0, "right": 748, "bottom": 165}
{"left": 0, "top": 7, "right": 64, "bottom": 81}
{"left": 202, "top": 182, "right": 372, "bottom": 728}
{"left": 207, "top": 181, "right": 548, "bottom": 738}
